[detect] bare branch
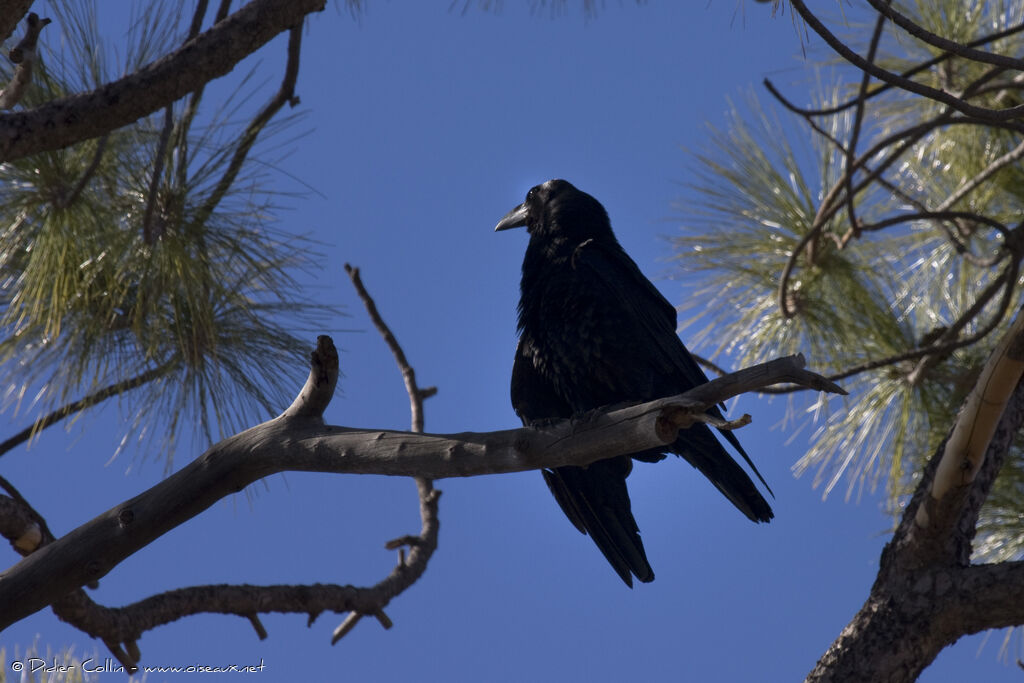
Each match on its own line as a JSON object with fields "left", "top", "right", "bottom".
{"left": 336, "top": 264, "right": 439, "bottom": 642}
{"left": 789, "top": 0, "right": 1024, "bottom": 122}
{"left": 0, "top": 13, "right": 51, "bottom": 110}
{"left": 935, "top": 138, "right": 1024, "bottom": 212}
{"left": 194, "top": 23, "right": 304, "bottom": 226}
{"left": 0, "top": 350, "right": 838, "bottom": 629}
{"left": 0, "top": 1, "right": 34, "bottom": 45}
{"left": 280, "top": 336, "right": 338, "bottom": 418}
{"left": 39, "top": 273, "right": 439, "bottom": 661}
{"left": 864, "top": 0, "right": 1024, "bottom": 72}
{"left": 0, "top": 0, "right": 324, "bottom": 162}
{"left": 917, "top": 309, "right": 1024, "bottom": 522}
{"left": 762, "top": 22, "right": 1024, "bottom": 119}
{"left": 0, "top": 362, "right": 172, "bottom": 460}
{"left": 345, "top": 264, "right": 437, "bottom": 432}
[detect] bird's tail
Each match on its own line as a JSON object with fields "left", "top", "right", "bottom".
{"left": 542, "top": 457, "right": 654, "bottom": 587}
{"left": 673, "top": 424, "right": 774, "bottom": 523}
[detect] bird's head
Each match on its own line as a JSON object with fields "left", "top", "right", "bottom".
{"left": 494, "top": 179, "right": 613, "bottom": 243}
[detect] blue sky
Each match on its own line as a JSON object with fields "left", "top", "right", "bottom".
{"left": 2, "top": 2, "right": 1021, "bottom": 681}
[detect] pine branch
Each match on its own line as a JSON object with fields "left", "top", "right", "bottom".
{"left": 789, "top": 0, "right": 1024, "bottom": 122}
{"left": 0, "top": 0, "right": 324, "bottom": 162}
{"left": 0, "top": 363, "right": 172, "bottom": 460}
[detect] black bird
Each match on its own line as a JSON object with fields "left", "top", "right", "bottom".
{"left": 495, "top": 179, "right": 773, "bottom": 587}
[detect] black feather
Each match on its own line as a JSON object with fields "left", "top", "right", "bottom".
{"left": 498, "top": 179, "right": 773, "bottom": 586}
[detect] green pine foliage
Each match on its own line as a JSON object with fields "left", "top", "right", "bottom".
{"left": 0, "top": 1, "right": 331, "bottom": 466}
{"left": 674, "top": 0, "right": 1024, "bottom": 559}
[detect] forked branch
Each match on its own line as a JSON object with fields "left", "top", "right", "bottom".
{"left": 0, "top": 348, "right": 840, "bottom": 635}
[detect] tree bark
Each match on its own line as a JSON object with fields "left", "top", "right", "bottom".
{"left": 806, "top": 378, "right": 1024, "bottom": 682}
{"left": 0, "top": 353, "right": 833, "bottom": 630}
{"left": 0, "top": 0, "right": 325, "bottom": 162}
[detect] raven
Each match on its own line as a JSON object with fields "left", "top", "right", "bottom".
{"left": 495, "top": 179, "right": 773, "bottom": 587}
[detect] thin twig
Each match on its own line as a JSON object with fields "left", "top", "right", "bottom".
{"left": 789, "top": 0, "right": 1024, "bottom": 122}
{"left": 172, "top": 0, "right": 213, "bottom": 188}
{"left": 763, "top": 21, "right": 1024, "bottom": 118}
{"left": 838, "top": 14, "right": 887, "bottom": 246}
{"left": 337, "top": 265, "right": 441, "bottom": 642}
{"left": 195, "top": 24, "right": 303, "bottom": 227}
{"left": 906, "top": 254, "right": 1021, "bottom": 385}
{"left": 141, "top": 106, "right": 174, "bottom": 244}
{"left": 768, "top": 261, "right": 1020, "bottom": 394}
{"left": 865, "top": 0, "right": 1024, "bottom": 72}
{"left": 0, "top": 363, "right": 171, "bottom": 459}
{"left": 936, "top": 139, "right": 1024, "bottom": 212}
{"left": 56, "top": 134, "right": 109, "bottom": 209}
{"left": 344, "top": 264, "right": 436, "bottom": 432}
{"left": 777, "top": 115, "right": 947, "bottom": 318}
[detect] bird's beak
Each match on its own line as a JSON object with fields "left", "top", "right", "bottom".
{"left": 494, "top": 203, "right": 529, "bottom": 232}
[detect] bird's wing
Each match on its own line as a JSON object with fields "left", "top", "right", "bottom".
{"left": 511, "top": 337, "right": 571, "bottom": 423}
{"left": 572, "top": 239, "right": 774, "bottom": 515}
{"left": 513, "top": 337, "right": 655, "bottom": 586}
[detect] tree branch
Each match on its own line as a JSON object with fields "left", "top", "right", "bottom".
{"left": 762, "top": 21, "right": 1024, "bottom": 119}
{"left": 194, "top": 23, "right": 304, "bottom": 227}
{"left": 789, "top": 0, "right": 1024, "bottom": 122}
{"left": 914, "top": 307, "right": 1024, "bottom": 531}
{"left": 864, "top": 0, "right": 1024, "bottom": 72}
{"left": 345, "top": 264, "right": 438, "bottom": 433}
{"left": 333, "top": 265, "right": 440, "bottom": 644}
{"left": 0, "top": 362, "right": 172, "bottom": 460}
{"left": 954, "top": 561, "right": 1024, "bottom": 635}
{"left": 46, "top": 273, "right": 445, "bottom": 666}
{"left": 0, "top": 1, "right": 34, "bottom": 45}
{"left": 0, "top": 12, "right": 51, "bottom": 110}
{"left": 0, "top": 350, "right": 840, "bottom": 630}
{"left": 807, "top": 318, "right": 1024, "bottom": 683}
{"left": 0, "top": 0, "right": 324, "bottom": 162}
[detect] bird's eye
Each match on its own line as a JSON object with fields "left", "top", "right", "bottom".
{"left": 526, "top": 187, "right": 537, "bottom": 202}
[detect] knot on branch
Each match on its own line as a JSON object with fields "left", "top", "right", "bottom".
{"left": 8, "top": 13, "right": 50, "bottom": 64}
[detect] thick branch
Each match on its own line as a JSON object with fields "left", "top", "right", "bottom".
{"left": 954, "top": 561, "right": 1024, "bottom": 635}
{"left": 0, "top": 1, "right": 34, "bottom": 45}
{"left": 921, "top": 308, "right": 1024, "bottom": 512}
{"left": 807, "top": 320, "right": 1024, "bottom": 683}
{"left": 0, "top": 352, "right": 839, "bottom": 629}
{"left": 0, "top": 0, "right": 324, "bottom": 162}
{"left": 0, "top": 495, "right": 42, "bottom": 554}
{"left": 281, "top": 336, "right": 337, "bottom": 418}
